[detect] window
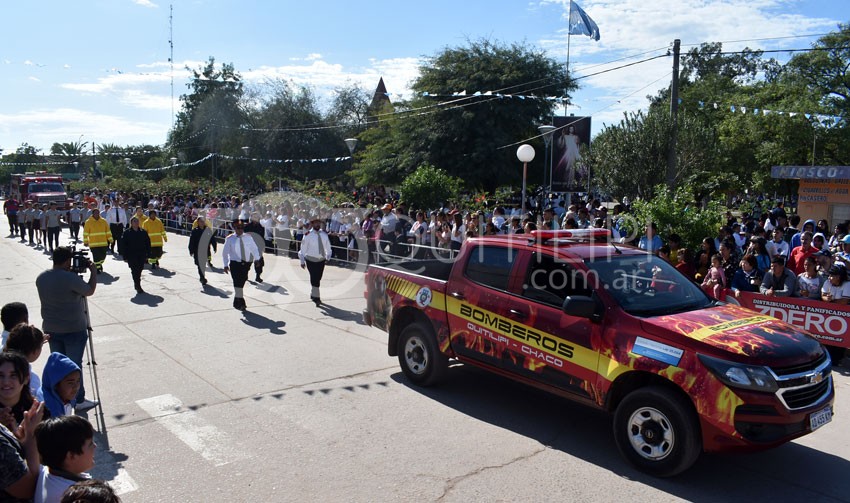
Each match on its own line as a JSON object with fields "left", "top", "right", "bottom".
{"left": 523, "top": 253, "right": 593, "bottom": 307}
{"left": 464, "top": 246, "right": 518, "bottom": 291}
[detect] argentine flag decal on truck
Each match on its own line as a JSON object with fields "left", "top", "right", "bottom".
{"left": 631, "top": 337, "right": 684, "bottom": 366}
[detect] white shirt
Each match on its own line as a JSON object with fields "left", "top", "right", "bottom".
{"left": 222, "top": 232, "right": 261, "bottom": 268}
{"left": 299, "top": 229, "right": 332, "bottom": 264}
{"left": 105, "top": 206, "right": 128, "bottom": 225}
{"left": 822, "top": 280, "right": 850, "bottom": 301}
{"left": 767, "top": 239, "right": 790, "bottom": 260}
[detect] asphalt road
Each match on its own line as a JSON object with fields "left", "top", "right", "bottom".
{"left": 1, "top": 215, "right": 848, "bottom": 502}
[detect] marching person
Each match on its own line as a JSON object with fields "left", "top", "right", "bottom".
{"left": 244, "top": 212, "right": 266, "bottom": 283}
{"left": 189, "top": 215, "right": 216, "bottom": 286}
{"left": 299, "top": 216, "right": 332, "bottom": 306}
{"left": 119, "top": 216, "right": 151, "bottom": 294}
{"left": 45, "top": 202, "right": 63, "bottom": 253}
{"left": 106, "top": 202, "right": 128, "bottom": 255}
{"left": 68, "top": 202, "right": 83, "bottom": 242}
{"left": 3, "top": 195, "right": 20, "bottom": 237}
{"left": 141, "top": 209, "right": 167, "bottom": 269}
{"left": 222, "top": 218, "right": 260, "bottom": 310}
{"left": 82, "top": 208, "right": 111, "bottom": 273}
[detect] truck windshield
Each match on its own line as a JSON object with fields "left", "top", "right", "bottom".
{"left": 28, "top": 183, "right": 64, "bottom": 192}
{"left": 585, "top": 255, "right": 714, "bottom": 316}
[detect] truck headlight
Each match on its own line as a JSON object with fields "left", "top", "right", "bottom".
{"left": 698, "top": 354, "right": 778, "bottom": 392}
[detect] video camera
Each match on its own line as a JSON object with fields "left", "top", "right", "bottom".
{"left": 70, "top": 245, "right": 92, "bottom": 274}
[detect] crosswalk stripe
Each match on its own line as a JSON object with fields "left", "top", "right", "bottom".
{"left": 135, "top": 394, "right": 247, "bottom": 467}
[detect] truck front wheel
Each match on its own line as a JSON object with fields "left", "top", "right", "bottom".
{"left": 613, "top": 386, "right": 702, "bottom": 477}
{"left": 397, "top": 323, "right": 448, "bottom": 386}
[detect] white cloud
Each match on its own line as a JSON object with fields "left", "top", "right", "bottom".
{"left": 132, "top": 0, "right": 158, "bottom": 8}
{"left": 0, "top": 108, "right": 167, "bottom": 150}
{"left": 28, "top": 76, "right": 41, "bottom": 83}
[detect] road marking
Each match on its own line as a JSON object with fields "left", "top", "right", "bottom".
{"left": 109, "top": 468, "right": 139, "bottom": 496}
{"left": 135, "top": 394, "right": 246, "bottom": 466}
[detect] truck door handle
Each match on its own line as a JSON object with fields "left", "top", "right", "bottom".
{"left": 450, "top": 292, "right": 465, "bottom": 300}
{"left": 509, "top": 309, "right": 527, "bottom": 319}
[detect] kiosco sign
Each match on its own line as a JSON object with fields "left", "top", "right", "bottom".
{"left": 725, "top": 290, "right": 850, "bottom": 348}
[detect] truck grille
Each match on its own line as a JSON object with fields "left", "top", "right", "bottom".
{"left": 780, "top": 379, "right": 831, "bottom": 410}
{"left": 770, "top": 353, "right": 832, "bottom": 411}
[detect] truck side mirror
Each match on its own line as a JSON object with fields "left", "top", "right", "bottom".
{"left": 562, "top": 295, "right": 600, "bottom": 321}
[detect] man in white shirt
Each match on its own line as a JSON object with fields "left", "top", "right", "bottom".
{"left": 105, "top": 202, "right": 128, "bottom": 254}
{"left": 299, "top": 216, "right": 332, "bottom": 306}
{"left": 766, "top": 228, "right": 790, "bottom": 261}
{"left": 222, "top": 218, "right": 261, "bottom": 311}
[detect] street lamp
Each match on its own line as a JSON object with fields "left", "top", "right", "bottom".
{"left": 344, "top": 138, "right": 358, "bottom": 156}
{"left": 95, "top": 160, "right": 102, "bottom": 180}
{"left": 538, "top": 125, "right": 556, "bottom": 195}
{"left": 516, "top": 144, "right": 535, "bottom": 217}
{"left": 241, "top": 146, "right": 251, "bottom": 183}
{"left": 169, "top": 157, "right": 177, "bottom": 166}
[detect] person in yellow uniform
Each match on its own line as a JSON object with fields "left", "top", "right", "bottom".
{"left": 82, "top": 207, "right": 112, "bottom": 273}
{"left": 141, "top": 209, "right": 167, "bottom": 269}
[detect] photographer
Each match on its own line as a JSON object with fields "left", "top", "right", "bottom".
{"left": 34, "top": 247, "right": 98, "bottom": 412}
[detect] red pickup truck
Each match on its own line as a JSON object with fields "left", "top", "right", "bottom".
{"left": 363, "top": 229, "right": 834, "bottom": 476}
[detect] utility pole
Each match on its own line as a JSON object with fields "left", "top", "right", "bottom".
{"left": 666, "top": 39, "right": 681, "bottom": 191}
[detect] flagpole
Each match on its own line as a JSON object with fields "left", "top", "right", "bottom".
{"left": 565, "top": 0, "right": 572, "bottom": 117}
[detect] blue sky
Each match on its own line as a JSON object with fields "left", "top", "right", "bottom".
{"left": 0, "top": 0, "right": 844, "bottom": 154}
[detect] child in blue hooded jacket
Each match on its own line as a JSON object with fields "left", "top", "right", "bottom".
{"left": 41, "top": 353, "right": 81, "bottom": 417}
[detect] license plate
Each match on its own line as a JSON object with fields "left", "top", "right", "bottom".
{"left": 809, "top": 406, "right": 833, "bottom": 431}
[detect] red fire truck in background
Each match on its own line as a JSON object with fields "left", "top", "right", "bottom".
{"left": 10, "top": 173, "right": 73, "bottom": 210}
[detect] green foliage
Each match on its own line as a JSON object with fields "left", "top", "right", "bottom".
{"left": 399, "top": 165, "right": 462, "bottom": 211}
{"left": 629, "top": 184, "right": 724, "bottom": 250}
{"left": 352, "top": 39, "right": 573, "bottom": 191}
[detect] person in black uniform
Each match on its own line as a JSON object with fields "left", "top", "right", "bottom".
{"left": 222, "top": 218, "right": 260, "bottom": 310}
{"left": 299, "top": 216, "right": 332, "bottom": 306}
{"left": 119, "top": 216, "right": 151, "bottom": 294}
{"left": 188, "top": 216, "right": 217, "bottom": 285}
{"left": 243, "top": 213, "right": 266, "bottom": 283}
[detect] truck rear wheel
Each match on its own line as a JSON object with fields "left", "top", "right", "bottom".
{"left": 613, "top": 386, "right": 701, "bottom": 477}
{"left": 397, "top": 322, "right": 448, "bottom": 386}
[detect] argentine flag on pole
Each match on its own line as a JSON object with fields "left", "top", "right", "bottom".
{"left": 569, "top": 0, "right": 601, "bottom": 41}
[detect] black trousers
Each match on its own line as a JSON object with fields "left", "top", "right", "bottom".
{"left": 47, "top": 226, "right": 60, "bottom": 250}
{"left": 306, "top": 259, "right": 326, "bottom": 288}
{"left": 127, "top": 258, "right": 145, "bottom": 286}
{"left": 110, "top": 224, "right": 124, "bottom": 250}
{"left": 253, "top": 256, "right": 264, "bottom": 277}
{"left": 69, "top": 221, "right": 81, "bottom": 240}
{"left": 27, "top": 222, "right": 35, "bottom": 243}
{"left": 91, "top": 246, "right": 108, "bottom": 267}
{"left": 6, "top": 214, "right": 16, "bottom": 234}
{"left": 229, "top": 261, "right": 251, "bottom": 291}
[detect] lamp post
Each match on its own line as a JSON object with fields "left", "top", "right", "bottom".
{"left": 241, "top": 146, "right": 251, "bottom": 184}
{"left": 344, "top": 138, "right": 358, "bottom": 176}
{"left": 516, "top": 144, "right": 535, "bottom": 217}
{"left": 538, "top": 125, "right": 556, "bottom": 195}
{"left": 95, "top": 160, "right": 102, "bottom": 180}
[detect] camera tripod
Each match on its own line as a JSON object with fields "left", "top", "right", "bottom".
{"left": 81, "top": 295, "right": 107, "bottom": 437}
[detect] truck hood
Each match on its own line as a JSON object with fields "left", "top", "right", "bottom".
{"left": 639, "top": 304, "right": 823, "bottom": 365}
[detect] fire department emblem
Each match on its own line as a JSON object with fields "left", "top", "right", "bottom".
{"left": 415, "top": 287, "right": 432, "bottom": 308}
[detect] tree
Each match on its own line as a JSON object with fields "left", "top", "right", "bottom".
{"left": 399, "top": 165, "right": 462, "bottom": 211}
{"left": 352, "top": 39, "right": 574, "bottom": 190}
{"left": 589, "top": 108, "right": 722, "bottom": 201}
{"left": 168, "top": 57, "right": 246, "bottom": 181}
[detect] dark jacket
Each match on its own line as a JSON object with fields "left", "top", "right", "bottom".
{"left": 189, "top": 226, "right": 217, "bottom": 256}
{"left": 119, "top": 227, "right": 151, "bottom": 262}
{"left": 731, "top": 267, "right": 763, "bottom": 293}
